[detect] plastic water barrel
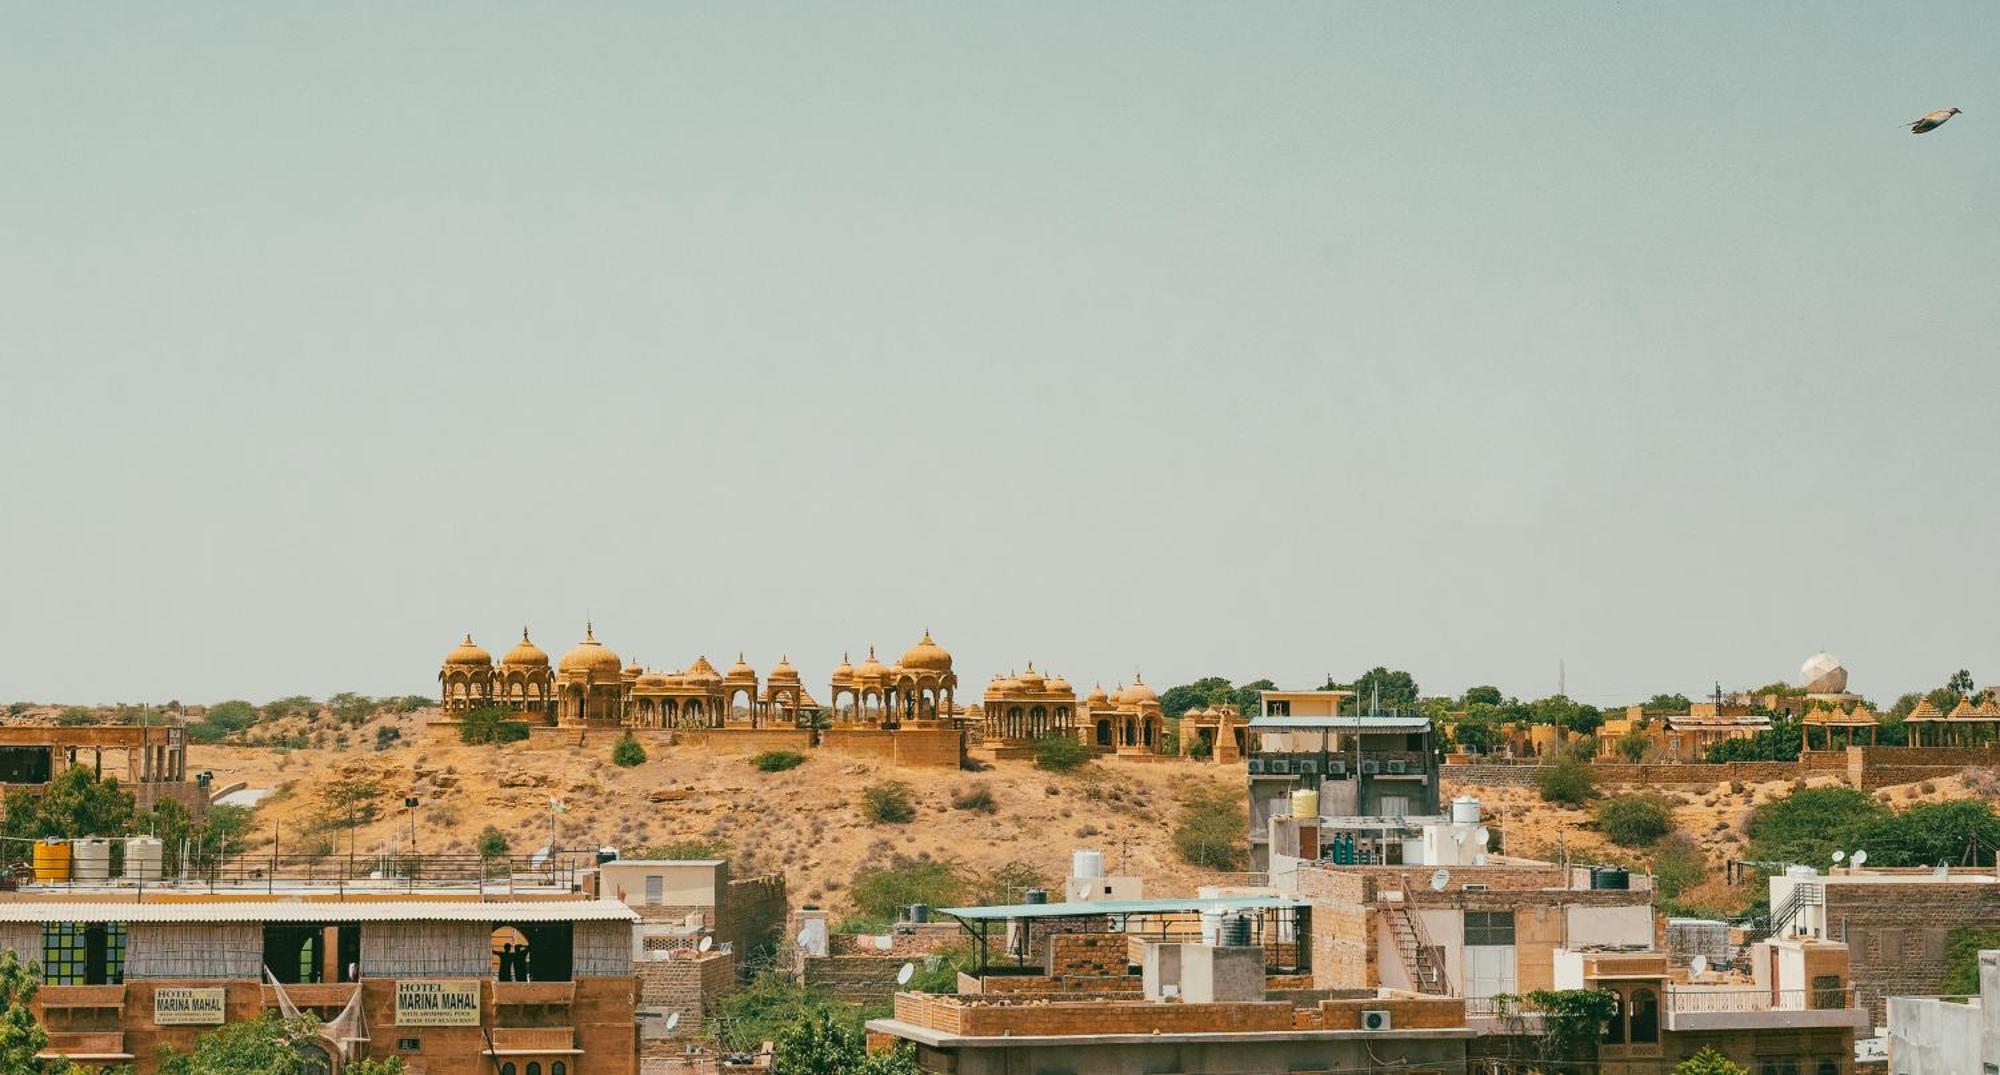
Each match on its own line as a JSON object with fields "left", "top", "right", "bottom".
{"left": 124, "top": 837, "right": 164, "bottom": 882}
{"left": 70, "top": 838, "right": 112, "bottom": 882}
{"left": 1222, "top": 914, "right": 1254, "bottom": 947}
{"left": 907, "top": 904, "right": 930, "bottom": 924}
{"left": 1072, "top": 849, "right": 1105, "bottom": 879}
{"left": 1450, "top": 796, "right": 1482, "bottom": 825}
{"left": 1290, "top": 789, "right": 1320, "bottom": 820}
{"left": 1590, "top": 867, "right": 1631, "bottom": 891}
{"left": 1200, "top": 910, "right": 1224, "bottom": 946}
{"left": 1023, "top": 888, "right": 1048, "bottom": 905}
{"left": 32, "top": 840, "right": 70, "bottom": 882}
{"left": 596, "top": 846, "right": 620, "bottom": 865}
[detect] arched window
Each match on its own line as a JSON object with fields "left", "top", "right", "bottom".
{"left": 552, "top": 1065, "right": 567, "bottom": 1075}
{"left": 1629, "top": 988, "right": 1658, "bottom": 1043}
{"left": 527, "top": 1063, "right": 542, "bottom": 1075}
{"left": 500, "top": 1065, "right": 517, "bottom": 1075}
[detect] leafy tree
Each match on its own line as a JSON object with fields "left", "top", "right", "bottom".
{"left": 1032, "top": 733, "right": 1090, "bottom": 773}
{"left": 850, "top": 856, "right": 964, "bottom": 921}
{"left": 1231, "top": 679, "right": 1277, "bottom": 715}
{"left": 716, "top": 973, "right": 849, "bottom": 1054}
{"left": 1745, "top": 786, "right": 1889, "bottom": 868}
{"left": 1462, "top": 685, "right": 1504, "bottom": 706}
{"left": 861, "top": 782, "right": 917, "bottom": 823}
{"left": 1597, "top": 794, "right": 1673, "bottom": 847}
{"left": 0, "top": 950, "right": 51, "bottom": 1073}
{"left": 1673, "top": 1047, "right": 1750, "bottom": 1075}
{"left": 1160, "top": 676, "right": 1235, "bottom": 717}
{"left": 1704, "top": 711, "right": 1805, "bottom": 762}
{"left": 1645, "top": 693, "right": 1693, "bottom": 713}
{"left": 1854, "top": 799, "right": 2000, "bottom": 868}
{"left": 55, "top": 707, "right": 96, "bottom": 726}
{"left": 1941, "top": 927, "right": 2000, "bottom": 995}
{"left": 1615, "top": 729, "right": 1653, "bottom": 763}
{"left": 1650, "top": 833, "right": 1709, "bottom": 903}
{"left": 261, "top": 695, "right": 318, "bottom": 721}
{"left": 1535, "top": 758, "right": 1597, "bottom": 806}
{"left": 457, "top": 706, "right": 529, "bottom": 745}
{"left": 476, "top": 825, "right": 509, "bottom": 859}
{"left": 611, "top": 732, "right": 647, "bottom": 767}
{"left": 774, "top": 1006, "right": 867, "bottom": 1075}
{"left": 1949, "top": 669, "right": 1978, "bottom": 698}
{"left": 327, "top": 692, "right": 376, "bottom": 726}
{"left": 2, "top": 766, "right": 135, "bottom": 846}
{"left": 1173, "top": 786, "right": 1247, "bottom": 870}
{"left": 1346, "top": 667, "right": 1419, "bottom": 710}
{"left": 1450, "top": 710, "right": 1499, "bottom": 752}
{"left": 1528, "top": 695, "right": 1604, "bottom": 735}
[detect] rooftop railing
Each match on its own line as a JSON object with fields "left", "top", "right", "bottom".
{"left": 1663, "top": 985, "right": 1856, "bottom": 1013}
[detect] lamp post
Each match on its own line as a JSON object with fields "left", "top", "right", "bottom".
{"left": 404, "top": 796, "right": 419, "bottom": 857}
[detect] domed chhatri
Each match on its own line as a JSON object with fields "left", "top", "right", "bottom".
{"left": 981, "top": 660, "right": 1078, "bottom": 747}
{"left": 1799, "top": 651, "right": 1849, "bottom": 696}
{"left": 828, "top": 631, "right": 958, "bottom": 723}
{"left": 559, "top": 624, "right": 623, "bottom": 676}
{"left": 444, "top": 634, "right": 492, "bottom": 668}
{"left": 899, "top": 629, "right": 954, "bottom": 673}
{"left": 502, "top": 628, "right": 549, "bottom": 668}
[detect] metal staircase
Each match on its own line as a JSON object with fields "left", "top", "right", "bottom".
{"left": 1383, "top": 903, "right": 1451, "bottom": 995}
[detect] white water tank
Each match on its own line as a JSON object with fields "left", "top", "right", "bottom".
{"left": 124, "top": 837, "right": 163, "bottom": 882}
{"left": 71, "top": 838, "right": 112, "bottom": 882}
{"left": 1199, "top": 910, "right": 1225, "bottom": 946}
{"left": 1450, "top": 796, "right": 1482, "bottom": 826}
{"left": 1072, "top": 850, "right": 1105, "bottom": 880}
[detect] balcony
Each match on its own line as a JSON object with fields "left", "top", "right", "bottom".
{"left": 486, "top": 1027, "right": 581, "bottom": 1056}
{"left": 37, "top": 984, "right": 126, "bottom": 1010}
{"left": 36, "top": 1031, "right": 133, "bottom": 1063}
{"left": 1662, "top": 986, "right": 1869, "bottom": 1032}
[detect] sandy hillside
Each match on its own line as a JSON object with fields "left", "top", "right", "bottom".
{"left": 190, "top": 708, "right": 1249, "bottom": 914}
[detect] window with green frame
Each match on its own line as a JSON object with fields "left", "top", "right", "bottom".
{"left": 41, "top": 922, "right": 126, "bottom": 985}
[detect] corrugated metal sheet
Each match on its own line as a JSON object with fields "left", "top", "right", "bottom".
{"left": 1246, "top": 715, "right": 1430, "bottom": 731}
{"left": 940, "top": 896, "right": 1305, "bottom": 921}
{"left": 0, "top": 899, "right": 638, "bottom": 924}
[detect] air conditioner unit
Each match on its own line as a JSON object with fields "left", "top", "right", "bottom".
{"left": 1268, "top": 759, "right": 1292, "bottom": 775}
{"left": 1360, "top": 1009, "right": 1393, "bottom": 1031}
{"left": 1247, "top": 758, "right": 1267, "bottom": 774}
{"left": 1386, "top": 759, "right": 1408, "bottom": 775}
{"left": 1296, "top": 758, "right": 1319, "bottom": 775}
{"left": 1464, "top": 883, "right": 1490, "bottom": 892}
{"left": 1359, "top": 759, "right": 1380, "bottom": 775}
{"left": 1327, "top": 759, "right": 1347, "bottom": 777}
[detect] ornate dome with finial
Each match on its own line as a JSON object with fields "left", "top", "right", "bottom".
{"left": 768, "top": 656, "right": 801, "bottom": 682}
{"left": 559, "top": 624, "right": 623, "bottom": 675}
{"left": 501, "top": 628, "right": 548, "bottom": 668}
{"left": 899, "top": 629, "right": 953, "bottom": 673}
{"left": 444, "top": 634, "right": 492, "bottom": 668}
{"left": 1018, "top": 662, "right": 1046, "bottom": 690}
{"left": 1046, "top": 672, "right": 1072, "bottom": 693}
{"left": 725, "top": 653, "right": 757, "bottom": 683}
{"left": 855, "top": 646, "right": 889, "bottom": 681}
{"left": 1122, "top": 673, "right": 1159, "bottom": 707}
{"left": 830, "top": 653, "right": 855, "bottom": 686}
{"left": 1800, "top": 652, "right": 1848, "bottom": 695}
{"left": 1087, "top": 683, "right": 1109, "bottom": 705}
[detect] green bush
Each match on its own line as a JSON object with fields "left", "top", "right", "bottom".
{"left": 1172, "top": 785, "right": 1247, "bottom": 870}
{"left": 1535, "top": 758, "right": 1597, "bottom": 806}
{"left": 951, "top": 783, "right": 997, "bottom": 813}
{"left": 862, "top": 781, "right": 917, "bottom": 823}
{"left": 1673, "top": 1047, "right": 1749, "bottom": 1075}
{"left": 1598, "top": 793, "right": 1674, "bottom": 846}
{"left": 1745, "top": 785, "right": 1889, "bottom": 867}
{"left": 1032, "top": 732, "right": 1091, "bottom": 772}
{"left": 612, "top": 732, "right": 647, "bottom": 767}
{"left": 1615, "top": 730, "right": 1653, "bottom": 763}
{"left": 1649, "top": 833, "right": 1708, "bottom": 902}
{"left": 1185, "top": 736, "right": 1214, "bottom": 760}
{"left": 476, "top": 826, "right": 509, "bottom": 859}
{"left": 458, "top": 707, "right": 530, "bottom": 745}
{"left": 849, "top": 856, "right": 965, "bottom": 921}
{"left": 752, "top": 750, "right": 807, "bottom": 772}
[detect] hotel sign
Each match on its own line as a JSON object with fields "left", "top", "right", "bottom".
{"left": 154, "top": 987, "right": 226, "bottom": 1025}
{"left": 395, "top": 980, "right": 482, "bottom": 1026}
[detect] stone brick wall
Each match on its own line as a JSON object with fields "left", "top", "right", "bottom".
{"left": 1826, "top": 881, "right": 2000, "bottom": 1023}
{"left": 722, "top": 873, "right": 788, "bottom": 973}
{"left": 637, "top": 950, "right": 735, "bottom": 1037}
{"left": 683, "top": 727, "right": 814, "bottom": 753}
{"left": 1046, "top": 933, "right": 1125, "bottom": 977}
{"left": 801, "top": 954, "right": 912, "bottom": 1004}
{"left": 825, "top": 923, "right": 961, "bottom": 958}
{"left": 818, "top": 727, "right": 964, "bottom": 769}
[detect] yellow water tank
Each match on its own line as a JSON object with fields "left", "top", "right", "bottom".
{"left": 32, "top": 840, "right": 70, "bottom": 881}
{"left": 1290, "top": 788, "right": 1320, "bottom": 820}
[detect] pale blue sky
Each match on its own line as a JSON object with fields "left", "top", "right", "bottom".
{"left": 2, "top": 5, "right": 1995, "bottom": 706}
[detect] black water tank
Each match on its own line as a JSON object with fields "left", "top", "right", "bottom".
{"left": 1024, "top": 888, "right": 1048, "bottom": 905}
{"left": 908, "top": 904, "right": 930, "bottom": 923}
{"left": 596, "top": 846, "right": 620, "bottom": 866}
{"left": 1222, "top": 914, "right": 1254, "bottom": 947}
{"left": 1591, "top": 867, "right": 1630, "bottom": 891}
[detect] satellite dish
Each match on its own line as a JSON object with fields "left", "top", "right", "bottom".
{"left": 1453, "top": 832, "right": 1467, "bottom": 846}
{"left": 665, "top": 1011, "right": 681, "bottom": 1032}
{"left": 874, "top": 935, "right": 894, "bottom": 952}
{"left": 1852, "top": 849, "right": 1867, "bottom": 867}
{"left": 1474, "top": 827, "right": 1490, "bottom": 846}
{"left": 796, "top": 929, "right": 813, "bottom": 947}
{"left": 1429, "top": 868, "right": 1450, "bottom": 892}
{"left": 1831, "top": 850, "right": 1845, "bottom": 864}
{"left": 698, "top": 935, "right": 714, "bottom": 953}
{"left": 896, "top": 962, "right": 915, "bottom": 985}
{"left": 1690, "top": 955, "right": 1709, "bottom": 977}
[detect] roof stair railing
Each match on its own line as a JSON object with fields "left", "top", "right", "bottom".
{"left": 1383, "top": 903, "right": 1451, "bottom": 996}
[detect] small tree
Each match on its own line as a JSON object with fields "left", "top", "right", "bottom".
{"left": 773, "top": 1006, "right": 863, "bottom": 1075}
{"left": 1673, "top": 1047, "right": 1750, "bottom": 1075}
{"left": 476, "top": 825, "right": 509, "bottom": 859}
{"left": 1650, "top": 833, "right": 1709, "bottom": 903}
{"left": 862, "top": 782, "right": 917, "bottom": 823}
{"left": 1616, "top": 729, "right": 1653, "bottom": 763}
{"left": 458, "top": 706, "right": 529, "bottom": 745}
{"left": 1173, "top": 786, "right": 1248, "bottom": 870}
{"left": 611, "top": 732, "right": 647, "bottom": 767}
{"left": 1536, "top": 758, "right": 1597, "bottom": 806}
{"left": 1598, "top": 794, "right": 1674, "bottom": 847}
{"left": 850, "top": 856, "right": 966, "bottom": 921}
{"left": 0, "top": 950, "right": 51, "bottom": 1073}
{"left": 1032, "top": 733, "right": 1090, "bottom": 772}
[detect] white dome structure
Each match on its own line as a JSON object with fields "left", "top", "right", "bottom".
{"left": 1800, "top": 652, "right": 1849, "bottom": 695}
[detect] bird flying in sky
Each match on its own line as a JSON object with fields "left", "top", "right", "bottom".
{"left": 1908, "top": 107, "right": 1962, "bottom": 134}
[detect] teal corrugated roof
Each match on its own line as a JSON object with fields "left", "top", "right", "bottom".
{"left": 938, "top": 896, "right": 1305, "bottom": 921}
{"left": 1247, "top": 715, "right": 1430, "bottom": 731}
